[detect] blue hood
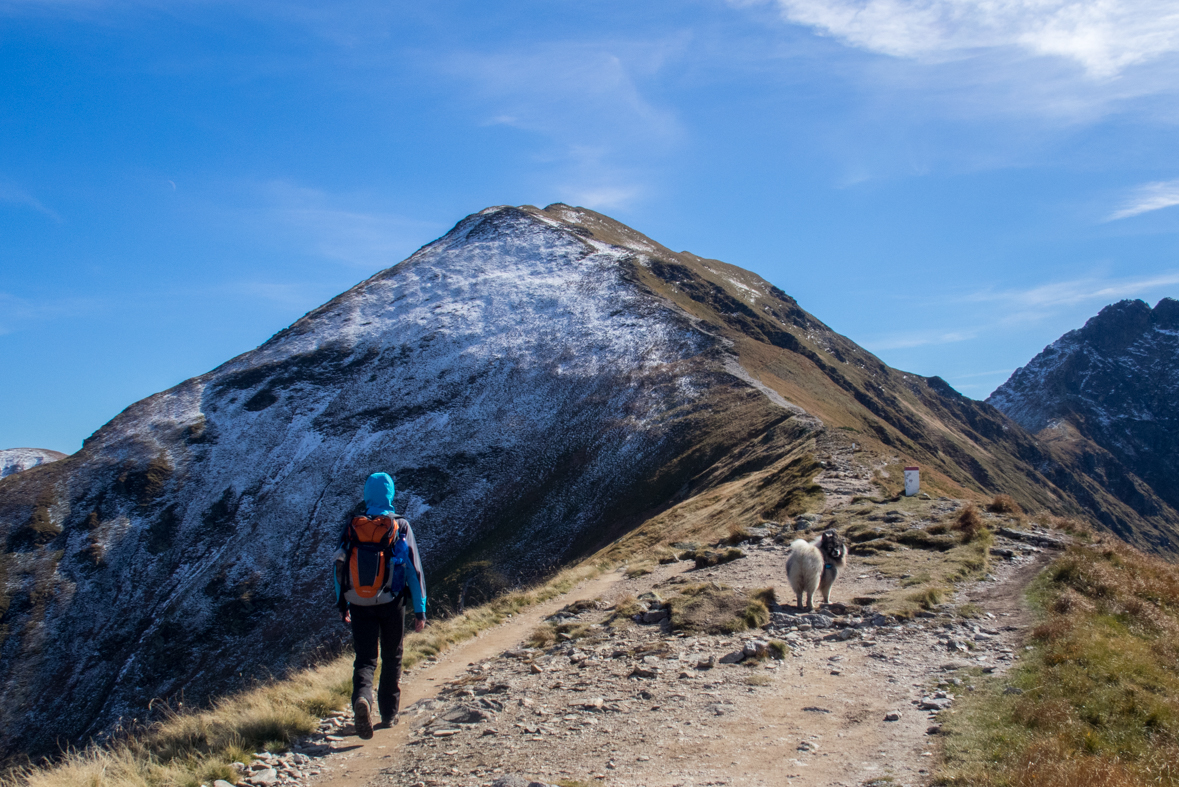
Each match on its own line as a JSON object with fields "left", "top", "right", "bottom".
{"left": 364, "top": 473, "right": 396, "bottom": 516}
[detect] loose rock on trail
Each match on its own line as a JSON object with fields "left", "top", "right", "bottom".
{"left": 252, "top": 481, "right": 1060, "bottom": 787}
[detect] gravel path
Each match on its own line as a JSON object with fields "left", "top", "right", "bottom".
{"left": 237, "top": 504, "right": 1057, "bottom": 787}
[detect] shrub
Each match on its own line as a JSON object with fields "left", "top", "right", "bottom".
{"left": 955, "top": 505, "right": 988, "bottom": 543}
{"left": 986, "top": 494, "right": 1023, "bottom": 515}
{"left": 724, "top": 524, "right": 752, "bottom": 546}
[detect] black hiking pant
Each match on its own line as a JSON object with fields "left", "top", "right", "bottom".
{"left": 350, "top": 597, "right": 406, "bottom": 720}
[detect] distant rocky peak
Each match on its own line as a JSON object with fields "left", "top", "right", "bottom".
{"left": 1069, "top": 298, "right": 1179, "bottom": 354}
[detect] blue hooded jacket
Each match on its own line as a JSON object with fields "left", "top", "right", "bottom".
{"left": 351, "top": 472, "right": 427, "bottom": 616}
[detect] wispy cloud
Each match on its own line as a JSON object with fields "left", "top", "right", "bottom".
{"left": 752, "top": 0, "right": 1179, "bottom": 79}
{"left": 440, "top": 38, "right": 685, "bottom": 210}
{"left": 967, "top": 272, "right": 1179, "bottom": 311}
{"left": 0, "top": 182, "right": 61, "bottom": 222}
{"left": 0, "top": 291, "right": 96, "bottom": 335}
{"left": 863, "top": 329, "right": 977, "bottom": 351}
{"left": 256, "top": 182, "right": 442, "bottom": 269}
{"left": 1107, "top": 179, "right": 1179, "bottom": 220}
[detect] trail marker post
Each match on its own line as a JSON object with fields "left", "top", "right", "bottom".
{"left": 903, "top": 466, "right": 920, "bottom": 497}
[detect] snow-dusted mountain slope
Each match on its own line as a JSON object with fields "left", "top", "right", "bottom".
{"left": 0, "top": 448, "right": 66, "bottom": 479}
{"left": 4, "top": 205, "right": 1171, "bottom": 761}
{"left": 0, "top": 205, "right": 819, "bottom": 759}
{"left": 989, "top": 298, "right": 1179, "bottom": 549}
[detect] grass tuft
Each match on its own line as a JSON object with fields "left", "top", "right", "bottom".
{"left": 986, "top": 494, "right": 1023, "bottom": 516}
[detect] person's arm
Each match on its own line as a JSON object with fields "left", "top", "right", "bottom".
{"left": 334, "top": 516, "right": 353, "bottom": 622}
{"left": 403, "top": 522, "right": 427, "bottom": 631}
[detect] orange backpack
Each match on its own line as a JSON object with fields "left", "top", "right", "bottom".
{"left": 344, "top": 515, "right": 398, "bottom": 600}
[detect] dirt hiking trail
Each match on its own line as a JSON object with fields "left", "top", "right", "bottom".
{"left": 253, "top": 485, "right": 1063, "bottom": 787}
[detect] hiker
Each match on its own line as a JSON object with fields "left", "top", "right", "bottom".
{"left": 334, "top": 472, "right": 427, "bottom": 739}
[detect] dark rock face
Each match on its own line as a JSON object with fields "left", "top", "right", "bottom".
{"left": 989, "top": 298, "right": 1179, "bottom": 537}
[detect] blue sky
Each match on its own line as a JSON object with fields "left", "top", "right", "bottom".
{"left": 3, "top": 0, "right": 1178, "bottom": 453}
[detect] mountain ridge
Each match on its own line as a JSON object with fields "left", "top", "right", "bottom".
{"left": 2, "top": 204, "right": 1176, "bottom": 762}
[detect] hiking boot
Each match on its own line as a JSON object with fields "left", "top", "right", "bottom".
{"left": 376, "top": 714, "right": 398, "bottom": 729}
{"left": 354, "top": 697, "right": 374, "bottom": 740}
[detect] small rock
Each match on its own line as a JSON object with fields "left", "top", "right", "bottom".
{"left": 743, "top": 640, "right": 769, "bottom": 658}
{"left": 718, "top": 650, "right": 745, "bottom": 664}
{"left": 530, "top": 664, "right": 544, "bottom": 674}
{"left": 695, "top": 655, "right": 716, "bottom": 670}
{"left": 246, "top": 769, "right": 278, "bottom": 786}
{"left": 927, "top": 725, "right": 942, "bottom": 735}
{"left": 884, "top": 712, "right": 902, "bottom": 721}
{"left": 1004, "top": 686, "right": 1024, "bottom": 695}
{"left": 629, "top": 667, "right": 658, "bottom": 679}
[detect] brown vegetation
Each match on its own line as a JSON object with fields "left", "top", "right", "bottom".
{"left": 986, "top": 494, "right": 1023, "bottom": 516}
{"left": 938, "top": 538, "right": 1179, "bottom": 786}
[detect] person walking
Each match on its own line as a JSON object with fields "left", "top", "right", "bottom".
{"left": 334, "top": 472, "right": 427, "bottom": 739}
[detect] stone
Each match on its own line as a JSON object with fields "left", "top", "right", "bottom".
{"left": 215, "top": 780, "right": 237, "bottom": 787}
{"left": 918, "top": 697, "right": 953, "bottom": 711}
{"left": 629, "top": 666, "right": 658, "bottom": 679}
{"left": 530, "top": 664, "right": 544, "bottom": 674}
{"left": 641, "top": 609, "right": 669, "bottom": 624}
{"left": 884, "top": 712, "right": 902, "bottom": 721}
{"left": 743, "top": 640, "right": 768, "bottom": 658}
{"left": 718, "top": 650, "right": 745, "bottom": 664}
{"left": 246, "top": 769, "right": 278, "bottom": 786}
{"left": 695, "top": 655, "right": 716, "bottom": 669}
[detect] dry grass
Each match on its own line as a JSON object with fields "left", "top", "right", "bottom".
{"left": 4, "top": 561, "right": 609, "bottom": 787}
{"left": 668, "top": 584, "right": 772, "bottom": 634}
{"left": 986, "top": 494, "right": 1023, "bottom": 516}
{"left": 936, "top": 539, "right": 1179, "bottom": 787}
{"left": 2, "top": 657, "right": 351, "bottom": 787}
{"left": 723, "top": 524, "right": 752, "bottom": 546}
{"left": 624, "top": 560, "right": 655, "bottom": 579}
{"left": 954, "top": 504, "right": 990, "bottom": 544}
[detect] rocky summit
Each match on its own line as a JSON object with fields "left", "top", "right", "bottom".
{"left": 989, "top": 298, "right": 1179, "bottom": 552}
{"left": 1, "top": 205, "right": 1172, "bottom": 761}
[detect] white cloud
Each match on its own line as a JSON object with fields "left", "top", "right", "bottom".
{"left": 1107, "top": 178, "right": 1179, "bottom": 220}
{"left": 0, "top": 291, "right": 95, "bottom": 335}
{"left": 967, "top": 271, "right": 1179, "bottom": 311}
{"left": 863, "top": 328, "right": 977, "bottom": 350}
{"left": 439, "top": 39, "right": 685, "bottom": 209}
{"left": 0, "top": 182, "right": 61, "bottom": 221}
{"left": 758, "top": 0, "right": 1179, "bottom": 79}
{"left": 256, "top": 182, "right": 442, "bottom": 269}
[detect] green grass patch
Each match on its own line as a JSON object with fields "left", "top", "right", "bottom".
{"left": 936, "top": 539, "right": 1179, "bottom": 787}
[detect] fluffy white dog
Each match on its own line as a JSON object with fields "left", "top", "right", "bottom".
{"left": 785, "top": 529, "right": 847, "bottom": 611}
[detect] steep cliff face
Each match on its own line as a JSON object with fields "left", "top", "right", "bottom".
{"left": 989, "top": 298, "right": 1179, "bottom": 552}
